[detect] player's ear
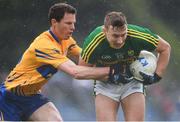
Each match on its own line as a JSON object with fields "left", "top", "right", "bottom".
{"left": 51, "top": 19, "right": 57, "bottom": 26}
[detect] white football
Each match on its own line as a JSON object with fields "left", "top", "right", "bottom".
{"left": 130, "top": 50, "right": 157, "bottom": 81}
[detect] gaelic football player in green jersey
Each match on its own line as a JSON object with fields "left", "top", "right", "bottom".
{"left": 79, "top": 11, "right": 171, "bottom": 121}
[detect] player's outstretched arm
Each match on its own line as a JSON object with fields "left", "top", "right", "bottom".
{"left": 78, "top": 57, "right": 132, "bottom": 84}
{"left": 78, "top": 57, "right": 108, "bottom": 81}
{"left": 58, "top": 59, "right": 109, "bottom": 80}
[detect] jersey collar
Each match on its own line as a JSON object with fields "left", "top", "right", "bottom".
{"left": 48, "top": 29, "right": 60, "bottom": 43}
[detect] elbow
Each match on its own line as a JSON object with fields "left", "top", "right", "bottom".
{"left": 166, "top": 42, "right": 171, "bottom": 53}
{"left": 168, "top": 43, "right": 171, "bottom": 53}
{"left": 160, "top": 41, "right": 171, "bottom": 55}
{"left": 165, "top": 42, "right": 171, "bottom": 58}
{"left": 163, "top": 42, "right": 171, "bottom": 59}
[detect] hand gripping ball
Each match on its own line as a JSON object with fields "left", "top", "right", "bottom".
{"left": 130, "top": 50, "right": 157, "bottom": 81}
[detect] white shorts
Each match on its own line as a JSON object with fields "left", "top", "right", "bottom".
{"left": 94, "top": 80, "right": 144, "bottom": 102}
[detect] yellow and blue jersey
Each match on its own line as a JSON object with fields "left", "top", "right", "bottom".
{"left": 1, "top": 30, "right": 81, "bottom": 96}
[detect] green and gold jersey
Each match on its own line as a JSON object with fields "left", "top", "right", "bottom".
{"left": 81, "top": 24, "right": 159, "bottom": 67}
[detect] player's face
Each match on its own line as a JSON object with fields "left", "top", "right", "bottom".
{"left": 54, "top": 13, "right": 76, "bottom": 40}
{"left": 104, "top": 25, "right": 127, "bottom": 49}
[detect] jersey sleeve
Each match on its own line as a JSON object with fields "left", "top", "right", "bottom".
{"left": 67, "top": 37, "right": 82, "bottom": 57}
{"left": 81, "top": 26, "right": 104, "bottom": 64}
{"left": 141, "top": 27, "right": 159, "bottom": 51}
{"left": 128, "top": 24, "right": 159, "bottom": 51}
{"left": 33, "top": 37, "right": 69, "bottom": 68}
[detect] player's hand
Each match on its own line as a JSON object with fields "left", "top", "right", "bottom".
{"left": 139, "top": 72, "right": 162, "bottom": 85}
{"left": 108, "top": 64, "right": 133, "bottom": 85}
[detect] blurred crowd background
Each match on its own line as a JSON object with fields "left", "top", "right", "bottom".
{"left": 0, "top": 0, "right": 180, "bottom": 121}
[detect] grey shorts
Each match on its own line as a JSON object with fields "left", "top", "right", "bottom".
{"left": 94, "top": 80, "right": 144, "bottom": 102}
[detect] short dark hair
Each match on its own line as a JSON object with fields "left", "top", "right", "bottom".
{"left": 104, "top": 11, "right": 127, "bottom": 29}
{"left": 48, "top": 3, "right": 77, "bottom": 25}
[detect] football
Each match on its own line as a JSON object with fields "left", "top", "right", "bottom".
{"left": 130, "top": 50, "right": 157, "bottom": 81}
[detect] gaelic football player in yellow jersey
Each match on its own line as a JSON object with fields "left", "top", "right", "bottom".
{"left": 79, "top": 12, "right": 171, "bottom": 121}
{"left": 0, "top": 3, "right": 126, "bottom": 121}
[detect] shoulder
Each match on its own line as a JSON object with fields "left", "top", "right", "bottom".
{"left": 127, "top": 24, "right": 159, "bottom": 50}
{"left": 83, "top": 26, "right": 105, "bottom": 46}
{"left": 87, "top": 26, "right": 104, "bottom": 40}
{"left": 30, "top": 31, "right": 55, "bottom": 48}
{"left": 65, "top": 37, "right": 77, "bottom": 44}
{"left": 128, "top": 24, "right": 151, "bottom": 32}
{"left": 127, "top": 24, "right": 158, "bottom": 38}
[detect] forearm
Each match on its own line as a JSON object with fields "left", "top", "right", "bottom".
{"left": 58, "top": 60, "right": 109, "bottom": 80}
{"left": 156, "top": 49, "right": 170, "bottom": 76}
{"left": 78, "top": 57, "right": 109, "bottom": 80}
{"left": 72, "top": 65, "right": 109, "bottom": 80}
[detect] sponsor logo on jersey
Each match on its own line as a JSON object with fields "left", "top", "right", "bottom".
{"left": 128, "top": 50, "right": 134, "bottom": 56}
{"left": 101, "top": 55, "right": 112, "bottom": 60}
{"left": 115, "top": 53, "right": 124, "bottom": 59}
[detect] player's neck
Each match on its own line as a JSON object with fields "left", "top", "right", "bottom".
{"left": 49, "top": 27, "right": 62, "bottom": 42}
